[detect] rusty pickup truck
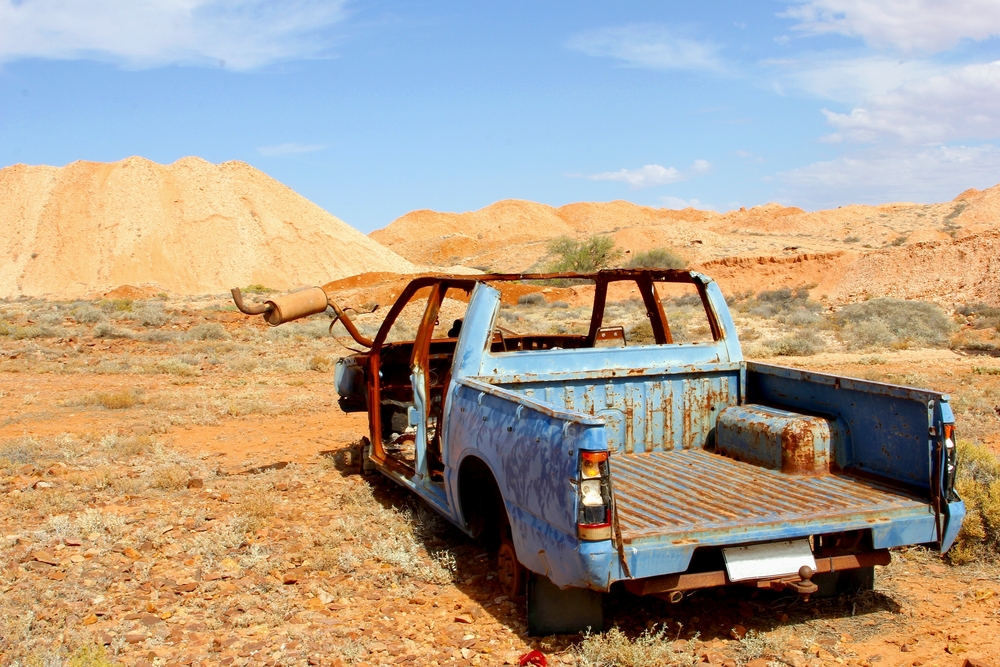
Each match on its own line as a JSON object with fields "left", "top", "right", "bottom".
{"left": 232, "top": 269, "right": 964, "bottom": 635}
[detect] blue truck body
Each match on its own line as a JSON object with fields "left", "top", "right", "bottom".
{"left": 321, "top": 269, "right": 963, "bottom": 630}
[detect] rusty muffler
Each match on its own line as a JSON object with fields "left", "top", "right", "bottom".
{"left": 231, "top": 286, "right": 329, "bottom": 325}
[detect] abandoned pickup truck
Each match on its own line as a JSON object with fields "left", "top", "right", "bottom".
{"left": 232, "top": 269, "right": 964, "bottom": 635}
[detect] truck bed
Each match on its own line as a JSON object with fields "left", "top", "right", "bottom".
{"left": 612, "top": 449, "right": 931, "bottom": 545}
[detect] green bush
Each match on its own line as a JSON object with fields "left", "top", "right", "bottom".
{"left": 948, "top": 440, "right": 1000, "bottom": 565}
{"left": 544, "top": 235, "right": 623, "bottom": 273}
{"left": 834, "top": 298, "right": 953, "bottom": 350}
{"left": 626, "top": 247, "right": 687, "bottom": 270}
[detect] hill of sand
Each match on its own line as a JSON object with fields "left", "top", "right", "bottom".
{"left": 370, "top": 186, "right": 1000, "bottom": 306}
{"left": 0, "top": 156, "right": 416, "bottom": 299}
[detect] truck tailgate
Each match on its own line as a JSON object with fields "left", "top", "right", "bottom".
{"left": 612, "top": 449, "right": 930, "bottom": 545}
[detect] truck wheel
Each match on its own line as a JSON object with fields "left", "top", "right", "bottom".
{"left": 526, "top": 572, "right": 603, "bottom": 636}
{"left": 497, "top": 538, "right": 526, "bottom": 598}
{"left": 812, "top": 565, "right": 875, "bottom": 598}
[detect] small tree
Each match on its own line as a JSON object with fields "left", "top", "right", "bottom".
{"left": 544, "top": 235, "right": 623, "bottom": 273}
{"left": 626, "top": 247, "right": 687, "bottom": 270}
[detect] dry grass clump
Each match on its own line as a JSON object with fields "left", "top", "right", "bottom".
{"left": 71, "top": 304, "right": 106, "bottom": 324}
{"left": 517, "top": 292, "right": 547, "bottom": 306}
{"left": 89, "top": 389, "right": 144, "bottom": 410}
{"left": 0, "top": 436, "right": 42, "bottom": 465}
{"left": 757, "top": 330, "right": 825, "bottom": 357}
{"left": 948, "top": 440, "right": 1000, "bottom": 564}
{"left": 310, "top": 355, "right": 332, "bottom": 372}
{"left": 68, "top": 645, "right": 123, "bottom": 667}
{"left": 186, "top": 322, "right": 229, "bottom": 341}
{"left": 235, "top": 489, "right": 278, "bottom": 532}
{"left": 576, "top": 626, "right": 699, "bottom": 667}
{"left": 833, "top": 298, "right": 953, "bottom": 350}
{"left": 102, "top": 433, "right": 157, "bottom": 457}
{"left": 93, "top": 321, "right": 135, "bottom": 339}
{"left": 318, "top": 484, "right": 457, "bottom": 585}
{"left": 120, "top": 302, "right": 170, "bottom": 327}
{"left": 211, "top": 389, "right": 270, "bottom": 417}
{"left": 150, "top": 464, "right": 190, "bottom": 490}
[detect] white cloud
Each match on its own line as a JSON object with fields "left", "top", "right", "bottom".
{"left": 575, "top": 160, "right": 712, "bottom": 190}
{"left": 782, "top": 0, "right": 1000, "bottom": 53}
{"left": 765, "top": 54, "right": 944, "bottom": 103}
{"left": 0, "top": 0, "right": 348, "bottom": 70}
{"left": 691, "top": 159, "right": 712, "bottom": 173}
{"left": 822, "top": 60, "right": 1000, "bottom": 143}
{"left": 567, "top": 24, "right": 724, "bottom": 72}
{"left": 778, "top": 144, "right": 1000, "bottom": 207}
{"left": 256, "top": 142, "right": 328, "bottom": 157}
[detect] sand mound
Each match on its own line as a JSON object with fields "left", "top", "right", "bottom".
{"left": 0, "top": 156, "right": 415, "bottom": 298}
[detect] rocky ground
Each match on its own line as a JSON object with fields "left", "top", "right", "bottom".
{"left": 0, "top": 295, "right": 997, "bottom": 667}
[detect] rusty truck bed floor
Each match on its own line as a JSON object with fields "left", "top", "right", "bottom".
{"left": 611, "top": 448, "right": 930, "bottom": 543}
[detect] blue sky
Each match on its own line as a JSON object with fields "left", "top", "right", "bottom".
{"left": 2, "top": 1, "right": 1000, "bottom": 232}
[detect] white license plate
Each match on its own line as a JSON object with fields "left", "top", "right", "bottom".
{"left": 723, "top": 539, "right": 816, "bottom": 582}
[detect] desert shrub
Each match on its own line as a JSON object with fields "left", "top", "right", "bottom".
{"left": 956, "top": 302, "right": 1000, "bottom": 331}
{"left": 843, "top": 235, "right": 862, "bottom": 243}
{"left": 187, "top": 323, "right": 229, "bottom": 340}
{"left": 0, "top": 320, "right": 58, "bottom": 339}
{"left": 98, "top": 298, "right": 133, "bottom": 313}
{"left": 627, "top": 247, "right": 687, "bottom": 270}
{"left": 544, "top": 235, "right": 623, "bottom": 273}
{"left": 889, "top": 235, "right": 908, "bottom": 246}
{"left": 517, "top": 292, "right": 546, "bottom": 306}
{"left": 71, "top": 305, "right": 106, "bottom": 324}
{"left": 948, "top": 440, "right": 1000, "bottom": 564}
{"left": 551, "top": 300, "right": 570, "bottom": 308}
{"left": 834, "top": 298, "right": 953, "bottom": 350}
{"left": 93, "top": 322, "right": 133, "bottom": 339}
{"left": 576, "top": 626, "right": 697, "bottom": 667}
{"left": 122, "top": 302, "right": 169, "bottom": 327}
{"left": 760, "top": 330, "right": 825, "bottom": 356}
{"left": 746, "top": 287, "right": 820, "bottom": 319}
{"left": 243, "top": 284, "right": 274, "bottom": 294}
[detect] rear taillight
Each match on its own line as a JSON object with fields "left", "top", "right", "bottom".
{"left": 578, "top": 451, "right": 612, "bottom": 541}
{"left": 944, "top": 424, "right": 958, "bottom": 501}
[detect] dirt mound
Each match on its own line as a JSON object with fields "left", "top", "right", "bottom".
{"left": 832, "top": 229, "right": 1000, "bottom": 306}
{"left": 0, "top": 157, "right": 416, "bottom": 299}
{"left": 370, "top": 187, "right": 1000, "bottom": 304}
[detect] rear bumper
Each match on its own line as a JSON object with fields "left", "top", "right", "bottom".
{"left": 624, "top": 549, "right": 891, "bottom": 596}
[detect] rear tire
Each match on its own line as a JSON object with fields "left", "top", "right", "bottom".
{"left": 498, "top": 538, "right": 526, "bottom": 598}
{"left": 526, "top": 573, "right": 603, "bottom": 636}
{"left": 812, "top": 565, "right": 875, "bottom": 598}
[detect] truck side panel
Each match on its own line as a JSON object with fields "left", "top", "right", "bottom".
{"left": 746, "top": 362, "right": 944, "bottom": 490}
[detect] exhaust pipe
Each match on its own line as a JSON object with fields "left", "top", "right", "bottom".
{"left": 231, "top": 286, "right": 329, "bottom": 325}
{"left": 231, "top": 286, "right": 374, "bottom": 348}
